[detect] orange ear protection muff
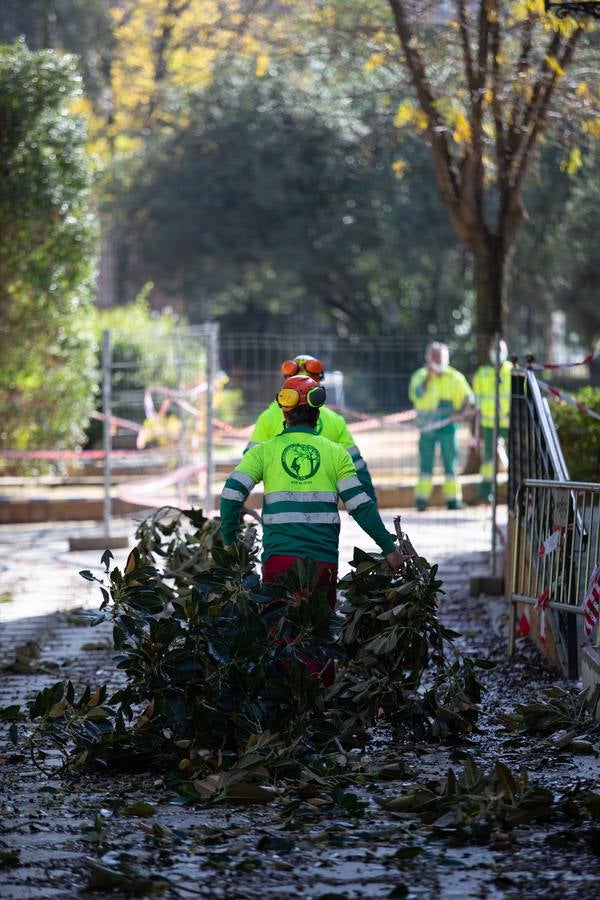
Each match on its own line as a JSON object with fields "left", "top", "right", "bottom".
{"left": 281, "top": 359, "right": 299, "bottom": 377}
{"left": 276, "top": 375, "right": 327, "bottom": 411}
{"left": 280, "top": 355, "right": 325, "bottom": 381}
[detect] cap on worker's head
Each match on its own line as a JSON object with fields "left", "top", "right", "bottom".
{"left": 277, "top": 375, "right": 326, "bottom": 411}
{"left": 280, "top": 354, "right": 325, "bottom": 381}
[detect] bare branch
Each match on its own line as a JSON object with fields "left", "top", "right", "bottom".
{"left": 457, "top": 0, "right": 475, "bottom": 94}
{"left": 489, "top": 4, "right": 508, "bottom": 198}
{"left": 513, "top": 30, "right": 561, "bottom": 151}
{"left": 508, "top": 12, "right": 534, "bottom": 151}
{"left": 386, "top": 0, "right": 461, "bottom": 226}
{"left": 512, "top": 28, "right": 581, "bottom": 197}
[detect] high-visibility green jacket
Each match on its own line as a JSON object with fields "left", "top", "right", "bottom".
{"left": 472, "top": 361, "right": 512, "bottom": 429}
{"left": 246, "top": 401, "right": 376, "bottom": 501}
{"left": 221, "top": 425, "right": 395, "bottom": 564}
{"left": 408, "top": 366, "right": 474, "bottom": 429}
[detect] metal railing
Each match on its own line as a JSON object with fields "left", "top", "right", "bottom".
{"left": 508, "top": 369, "right": 570, "bottom": 510}
{"left": 508, "top": 479, "right": 598, "bottom": 677}
{"left": 508, "top": 369, "right": 600, "bottom": 678}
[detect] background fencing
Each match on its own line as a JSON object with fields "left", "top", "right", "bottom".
{"left": 2, "top": 326, "right": 512, "bottom": 565}
{"left": 96, "top": 324, "right": 218, "bottom": 516}
{"left": 216, "top": 332, "right": 495, "bottom": 482}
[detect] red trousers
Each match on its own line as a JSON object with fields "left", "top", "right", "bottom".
{"left": 262, "top": 555, "right": 338, "bottom": 684}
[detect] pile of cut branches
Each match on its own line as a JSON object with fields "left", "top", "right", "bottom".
{"left": 9, "top": 507, "right": 488, "bottom": 794}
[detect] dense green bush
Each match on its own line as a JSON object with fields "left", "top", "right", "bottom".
{"left": 550, "top": 386, "right": 600, "bottom": 482}
{"left": 0, "top": 42, "right": 98, "bottom": 468}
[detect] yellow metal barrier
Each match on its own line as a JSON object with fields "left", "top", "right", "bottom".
{"left": 509, "top": 479, "right": 600, "bottom": 677}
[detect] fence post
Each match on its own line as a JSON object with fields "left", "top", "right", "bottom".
{"left": 490, "top": 332, "right": 501, "bottom": 576}
{"left": 205, "top": 323, "right": 219, "bottom": 509}
{"left": 102, "top": 328, "right": 112, "bottom": 538}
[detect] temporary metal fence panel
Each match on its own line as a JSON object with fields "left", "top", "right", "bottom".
{"left": 103, "top": 323, "right": 219, "bottom": 516}
{"left": 508, "top": 369, "right": 570, "bottom": 511}
{"left": 507, "top": 369, "right": 582, "bottom": 672}
{"left": 508, "top": 479, "right": 600, "bottom": 677}
{"left": 217, "top": 332, "right": 494, "bottom": 475}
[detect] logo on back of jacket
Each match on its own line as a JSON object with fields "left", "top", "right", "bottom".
{"left": 281, "top": 443, "right": 321, "bottom": 481}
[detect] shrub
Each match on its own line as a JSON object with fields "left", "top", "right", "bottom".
{"left": 0, "top": 42, "right": 98, "bottom": 471}
{"left": 550, "top": 386, "right": 600, "bottom": 482}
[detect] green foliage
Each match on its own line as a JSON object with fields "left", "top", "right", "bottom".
{"left": 384, "top": 758, "right": 560, "bottom": 841}
{"left": 85, "top": 288, "right": 182, "bottom": 444}
{"left": 20, "top": 508, "right": 487, "bottom": 797}
{"left": 499, "top": 686, "right": 600, "bottom": 752}
{"left": 330, "top": 549, "right": 485, "bottom": 743}
{"left": 0, "top": 1, "right": 113, "bottom": 103}
{"left": 0, "top": 41, "right": 98, "bottom": 465}
{"left": 27, "top": 512, "right": 341, "bottom": 786}
{"left": 549, "top": 387, "right": 600, "bottom": 482}
{"left": 508, "top": 148, "right": 600, "bottom": 351}
{"left": 111, "top": 65, "right": 463, "bottom": 339}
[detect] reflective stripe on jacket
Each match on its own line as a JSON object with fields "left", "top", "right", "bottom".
{"left": 220, "top": 425, "right": 394, "bottom": 563}
{"left": 246, "top": 401, "right": 376, "bottom": 500}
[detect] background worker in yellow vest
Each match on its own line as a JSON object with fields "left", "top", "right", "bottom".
{"left": 472, "top": 338, "right": 512, "bottom": 501}
{"left": 222, "top": 374, "right": 404, "bottom": 606}
{"left": 246, "top": 354, "right": 377, "bottom": 502}
{"left": 408, "top": 342, "right": 474, "bottom": 511}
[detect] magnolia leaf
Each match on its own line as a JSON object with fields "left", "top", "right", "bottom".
{"left": 123, "top": 801, "right": 157, "bottom": 817}
{"left": 226, "top": 783, "right": 279, "bottom": 803}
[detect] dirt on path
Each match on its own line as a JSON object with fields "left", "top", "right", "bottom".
{"left": 1, "top": 514, "right": 600, "bottom": 899}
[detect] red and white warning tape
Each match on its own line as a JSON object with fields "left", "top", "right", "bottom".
{"left": 536, "top": 379, "right": 600, "bottom": 423}
{"left": 527, "top": 348, "right": 600, "bottom": 371}
{"left": 0, "top": 448, "right": 146, "bottom": 460}
{"left": 582, "top": 564, "right": 600, "bottom": 637}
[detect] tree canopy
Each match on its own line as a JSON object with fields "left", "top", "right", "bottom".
{"left": 1, "top": 1, "right": 598, "bottom": 372}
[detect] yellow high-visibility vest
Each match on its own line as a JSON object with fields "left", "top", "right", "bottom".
{"left": 472, "top": 361, "right": 512, "bottom": 429}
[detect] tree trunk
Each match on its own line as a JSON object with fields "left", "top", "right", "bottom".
{"left": 471, "top": 233, "right": 506, "bottom": 361}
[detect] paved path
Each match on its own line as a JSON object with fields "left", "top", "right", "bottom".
{"left": 0, "top": 506, "right": 504, "bottom": 623}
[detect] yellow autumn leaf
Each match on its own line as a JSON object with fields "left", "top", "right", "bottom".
{"left": 453, "top": 112, "right": 472, "bottom": 144}
{"left": 364, "top": 52, "right": 385, "bottom": 75}
{"left": 393, "top": 100, "right": 416, "bottom": 128}
{"left": 391, "top": 159, "right": 408, "bottom": 178}
{"left": 561, "top": 146, "right": 582, "bottom": 175}
{"left": 255, "top": 53, "right": 269, "bottom": 78}
{"left": 576, "top": 82, "right": 588, "bottom": 96}
{"left": 545, "top": 55, "right": 565, "bottom": 77}
{"left": 416, "top": 110, "right": 429, "bottom": 130}
{"left": 583, "top": 118, "right": 600, "bottom": 138}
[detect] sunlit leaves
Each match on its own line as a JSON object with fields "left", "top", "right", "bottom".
{"left": 393, "top": 100, "right": 428, "bottom": 130}
{"left": 255, "top": 53, "right": 270, "bottom": 77}
{"left": 0, "top": 43, "right": 98, "bottom": 465}
{"left": 561, "top": 145, "right": 582, "bottom": 174}
{"left": 452, "top": 112, "right": 472, "bottom": 145}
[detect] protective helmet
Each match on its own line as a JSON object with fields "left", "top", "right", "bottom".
{"left": 280, "top": 354, "right": 325, "bottom": 381}
{"left": 276, "top": 375, "right": 327, "bottom": 411}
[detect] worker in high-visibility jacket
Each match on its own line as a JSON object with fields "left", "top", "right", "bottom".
{"left": 472, "top": 338, "right": 512, "bottom": 501}
{"left": 408, "top": 342, "right": 474, "bottom": 511}
{"left": 246, "top": 354, "right": 377, "bottom": 502}
{"left": 221, "top": 375, "right": 404, "bottom": 614}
